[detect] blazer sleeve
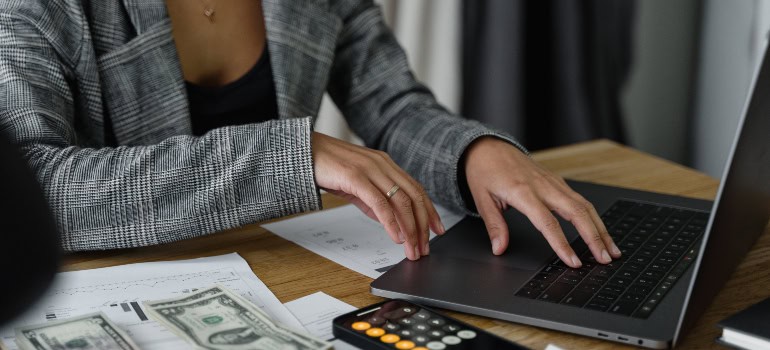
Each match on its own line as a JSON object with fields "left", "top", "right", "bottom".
{"left": 326, "top": 0, "right": 529, "bottom": 215}
{"left": 0, "top": 13, "right": 321, "bottom": 251}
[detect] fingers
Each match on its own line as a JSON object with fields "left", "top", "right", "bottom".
{"left": 506, "top": 188, "right": 583, "bottom": 268}
{"left": 543, "top": 190, "right": 612, "bottom": 264}
{"left": 344, "top": 175, "right": 403, "bottom": 246}
{"left": 475, "top": 194, "right": 509, "bottom": 255}
{"left": 369, "top": 173, "right": 425, "bottom": 260}
{"left": 550, "top": 179, "right": 621, "bottom": 260}
{"left": 379, "top": 154, "right": 446, "bottom": 236}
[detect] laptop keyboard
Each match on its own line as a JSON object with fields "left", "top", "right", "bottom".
{"left": 515, "top": 199, "right": 709, "bottom": 318}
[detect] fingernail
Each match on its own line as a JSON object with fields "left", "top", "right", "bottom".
{"left": 439, "top": 221, "right": 446, "bottom": 234}
{"left": 611, "top": 243, "right": 621, "bottom": 256}
{"left": 398, "top": 231, "right": 406, "bottom": 243}
{"left": 414, "top": 244, "right": 421, "bottom": 259}
{"left": 492, "top": 238, "right": 501, "bottom": 254}
{"left": 602, "top": 249, "right": 612, "bottom": 263}
{"left": 423, "top": 242, "right": 430, "bottom": 255}
{"left": 571, "top": 255, "right": 582, "bottom": 268}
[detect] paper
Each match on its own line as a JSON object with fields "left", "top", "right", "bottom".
{"left": 284, "top": 292, "right": 360, "bottom": 350}
{"left": 0, "top": 253, "right": 301, "bottom": 350}
{"left": 263, "top": 204, "right": 465, "bottom": 278}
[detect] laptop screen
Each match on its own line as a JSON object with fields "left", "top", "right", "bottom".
{"left": 674, "top": 44, "right": 770, "bottom": 344}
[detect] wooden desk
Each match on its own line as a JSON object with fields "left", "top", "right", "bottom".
{"left": 62, "top": 140, "right": 770, "bottom": 349}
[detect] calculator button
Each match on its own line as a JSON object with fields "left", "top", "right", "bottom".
{"left": 457, "top": 330, "right": 477, "bottom": 339}
{"left": 442, "top": 324, "right": 460, "bottom": 333}
{"left": 384, "top": 323, "right": 400, "bottom": 331}
{"left": 401, "top": 317, "right": 417, "bottom": 325}
{"left": 402, "top": 307, "right": 416, "bottom": 314}
{"left": 352, "top": 322, "right": 371, "bottom": 331}
{"left": 366, "top": 328, "right": 385, "bottom": 337}
{"left": 428, "top": 330, "right": 445, "bottom": 338}
{"left": 413, "top": 324, "right": 430, "bottom": 332}
{"left": 441, "top": 335, "right": 462, "bottom": 345}
{"left": 381, "top": 334, "right": 401, "bottom": 344}
{"left": 398, "top": 329, "right": 414, "bottom": 338}
{"left": 413, "top": 335, "right": 429, "bottom": 344}
{"left": 367, "top": 316, "right": 386, "bottom": 326}
{"left": 427, "top": 318, "right": 445, "bottom": 326}
{"left": 426, "top": 341, "right": 447, "bottom": 350}
{"left": 414, "top": 311, "right": 431, "bottom": 320}
{"left": 396, "top": 340, "right": 416, "bottom": 349}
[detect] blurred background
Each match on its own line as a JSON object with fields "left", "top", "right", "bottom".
{"left": 315, "top": 0, "right": 770, "bottom": 179}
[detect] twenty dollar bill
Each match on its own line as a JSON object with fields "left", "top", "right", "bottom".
{"left": 15, "top": 312, "right": 139, "bottom": 350}
{"left": 144, "top": 286, "right": 331, "bottom": 350}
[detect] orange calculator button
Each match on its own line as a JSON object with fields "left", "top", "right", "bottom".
{"left": 395, "top": 340, "right": 416, "bottom": 349}
{"left": 380, "top": 334, "right": 401, "bottom": 343}
{"left": 366, "top": 328, "right": 385, "bottom": 337}
{"left": 351, "top": 322, "right": 371, "bottom": 331}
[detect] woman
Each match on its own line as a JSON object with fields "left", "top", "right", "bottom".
{"left": 0, "top": 0, "right": 619, "bottom": 266}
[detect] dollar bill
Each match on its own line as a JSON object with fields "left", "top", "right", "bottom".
{"left": 144, "top": 286, "right": 331, "bottom": 350}
{"left": 14, "top": 312, "right": 139, "bottom": 350}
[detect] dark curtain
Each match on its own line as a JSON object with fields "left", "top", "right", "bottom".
{"left": 462, "top": 0, "right": 636, "bottom": 150}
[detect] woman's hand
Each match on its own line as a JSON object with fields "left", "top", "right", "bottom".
{"left": 464, "top": 137, "right": 621, "bottom": 268}
{"left": 312, "top": 132, "right": 445, "bottom": 260}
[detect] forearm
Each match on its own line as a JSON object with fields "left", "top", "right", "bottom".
{"left": 21, "top": 118, "right": 321, "bottom": 251}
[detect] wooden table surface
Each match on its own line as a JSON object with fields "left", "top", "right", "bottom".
{"left": 63, "top": 139, "right": 770, "bottom": 349}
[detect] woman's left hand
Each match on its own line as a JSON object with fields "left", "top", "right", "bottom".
{"left": 463, "top": 137, "right": 622, "bottom": 268}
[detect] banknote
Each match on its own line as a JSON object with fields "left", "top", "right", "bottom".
{"left": 15, "top": 312, "right": 139, "bottom": 350}
{"left": 144, "top": 286, "right": 331, "bottom": 350}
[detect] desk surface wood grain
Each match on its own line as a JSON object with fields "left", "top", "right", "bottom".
{"left": 62, "top": 140, "right": 770, "bottom": 349}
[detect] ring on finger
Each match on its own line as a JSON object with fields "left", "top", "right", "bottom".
{"left": 386, "top": 184, "right": 400, "bottom": 199}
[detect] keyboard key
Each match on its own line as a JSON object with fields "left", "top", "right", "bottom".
{"left": 585, "top": 299, "right": 612, "bottom": 311}
{"left": 648, "top": 263, "right": 670, "bottom": 272}
{"left": 561, "top": 290, "right": 594, "bottom": 307}
{"left": 626, "top": 284, "right": 652, "bottom": 295}
{"left": 602, "top": 285, "right": 624, "bottom": 295}
{"left": 538, "top": 282, "right": 575, "bottom": 303}
{"left": 633, "top": 304, "right": 655, "bottom": 318}
{"left": 622, "top": 293, "right": 646, "bottom": 303}
{"left": 628, "top": 256, "right": 651, "bottom": 265}
{"left": 542, "top": 265, "right": 565, "bottom": 275}
{"left": 635, "top": 249, "right": 657, "bottom": 259}
{"left": 623, "top": 262, "right": 646, "bottom": 272}
{"left": 641, "top": 270, "right": 664, "bottom": 280}
{"left": 608, "top": 276, "right": 633, "bottom": 287}
{"left": 616, "top": 269, "right": 640, "bottom": 280}
{"left": 532, "top": 273, "right": 559, "bottom": 283}
{"left": 576, "top": 281, "right": 602, "bottom": 293}
{"left": 609, "top": 300, "right": 640, "bottom": 316}
{"left": 558, "top": 276, "right": 581, "bottom": 285}
{"left": 594, "top": 292, "right": 619, "bottom": 302}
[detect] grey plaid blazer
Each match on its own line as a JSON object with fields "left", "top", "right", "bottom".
{"left": 0, "top": 0, "right": 525, "bottom": 251}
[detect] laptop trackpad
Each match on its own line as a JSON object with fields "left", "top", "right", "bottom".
{"left": 432, "top": 209, "right": 579, "bottom": 271}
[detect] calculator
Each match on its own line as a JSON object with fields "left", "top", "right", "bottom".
{"left": 332, "top": 299, "right": 527, "bottom": 350}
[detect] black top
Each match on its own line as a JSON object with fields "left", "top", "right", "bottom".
{"left": 186, "top": 47, "right": 279, "bottom": 136}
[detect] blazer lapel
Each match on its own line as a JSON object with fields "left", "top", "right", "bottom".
{"left": 99, "top": 0, "right": 190, "bottom": 145}
{"left": 262, "top": 0, "right": 341, "bottom": 120}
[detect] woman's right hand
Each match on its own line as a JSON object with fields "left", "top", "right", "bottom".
{"left": 311, "top": 132, "right": 445, "bottom": 260}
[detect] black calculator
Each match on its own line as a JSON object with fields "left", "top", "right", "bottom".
{"left": 332, "top": 299, "right": 527, "bottom": 350}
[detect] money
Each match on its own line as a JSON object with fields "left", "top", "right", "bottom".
{"left": 15, "top": 312, "right": 139, "bottom": 350}
{"left": 144, "top": 286, "right": 331, "bottom": 350}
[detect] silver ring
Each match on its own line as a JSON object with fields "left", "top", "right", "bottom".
{"left": 386, "top": 185, "right": 400, "bottom": 199}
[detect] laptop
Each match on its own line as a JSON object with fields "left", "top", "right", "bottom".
{"left": 371, "top": 48, "right": 770, "bottom": 348}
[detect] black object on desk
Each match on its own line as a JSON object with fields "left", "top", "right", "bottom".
{"left": 717, "top": 296, "right": 770, "bottom": 350}
{"left": 333, "top": 299, "right": 528, "bottom": 349}
{"left": 0, "top": 134, "right": 60, "bottom": 326}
